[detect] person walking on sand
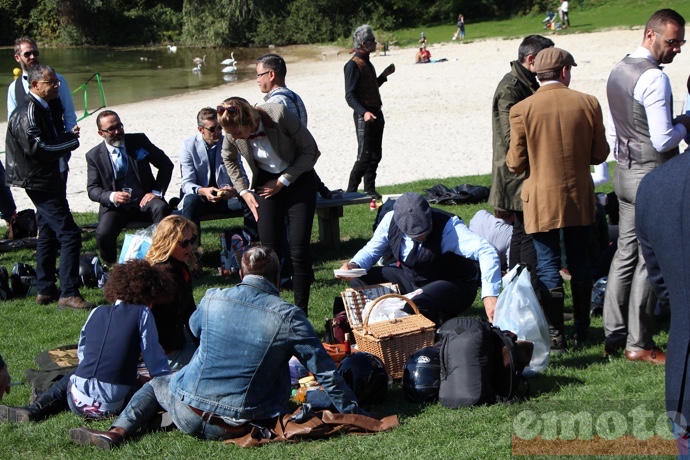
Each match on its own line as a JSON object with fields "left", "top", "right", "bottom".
{"left": 453, "top": 14, "right": 465, "bottom": 41}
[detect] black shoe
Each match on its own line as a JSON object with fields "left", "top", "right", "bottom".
{"left": 36, "top": 291, "right": 59, "bottom": 305}
{"left": 365, "top": 190, "right": 382, "bottom": 200}
{"left": 550, "top": 334, "right": 567, "bottom": 354}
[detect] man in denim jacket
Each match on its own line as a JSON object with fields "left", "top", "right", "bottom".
{"left": 69, "top": 247, "right": 360, "bottom": 449}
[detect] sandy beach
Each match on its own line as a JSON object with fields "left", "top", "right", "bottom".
{"left": 1, "top": 27, "right": 688, "bottom": 213}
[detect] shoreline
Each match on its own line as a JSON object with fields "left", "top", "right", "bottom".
{"left": 1, "top": 28, "right": 688, "bottom": 213}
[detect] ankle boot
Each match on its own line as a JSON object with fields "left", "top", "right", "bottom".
{"left": 571, "top": 281, "right": 593, "bottom": 344}
{"left": 0, "top": 389, "right": 66, "bottom": 423}
{"left": 540, "top": 287, "right": 567, "bottom": 353}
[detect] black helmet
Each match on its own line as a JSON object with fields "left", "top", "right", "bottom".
{"left": 336, "top": 352, "right": 388, "bottom": 406}
{"left": 403, "top": 345, "right": 441, "bottom": 403}
{"left": 10, "top": 262, "right": 37, "bottom": 297}
{"left": 79, "top": 254, "right": 108, "bottom": 289}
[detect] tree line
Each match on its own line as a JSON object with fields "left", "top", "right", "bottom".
{"left": 0, "top": 0, "right": 556, "bottom": 47}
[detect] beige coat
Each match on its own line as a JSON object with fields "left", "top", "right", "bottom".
{"left": 506, "top": 82, "right": 609, "bottom": 234}
{"left": 222, "top": 103, "right": 316, "bottom": 192}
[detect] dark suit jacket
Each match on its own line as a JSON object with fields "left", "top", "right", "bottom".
{"left": 86, "top": 133, "right": 173, "bottom": 213}
{"left": 636, "top": 152, "right": 690, "bottom": 430}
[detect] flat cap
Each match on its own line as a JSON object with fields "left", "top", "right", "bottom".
{"left": 535, "top": 47, "right": 577, "bottom": 73}
{"left": 393, "top": 193, "right": 433, "bottom": 238}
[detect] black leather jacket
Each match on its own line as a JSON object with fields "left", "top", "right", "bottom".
{"left": 5, "top": 93, "right": 79, "bottom": 192}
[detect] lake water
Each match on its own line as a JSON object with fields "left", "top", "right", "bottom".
{"left": 0, "top": 45, "right": 321, "bottom": 121}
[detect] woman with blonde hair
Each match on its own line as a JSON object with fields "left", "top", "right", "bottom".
{"left": 145, "top": 214, "right": 199, "bottom": 369}
{"left": 218, "top": 96, "right": 317, "bottom": 314}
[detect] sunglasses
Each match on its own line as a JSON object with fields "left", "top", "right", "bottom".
{"left": 178, "top": 235, "right": 198, "bottom": 248}
{"left": 216, "top": 105, "right": 239, "bottom": 115}
{"left": 654, "top": 31, "right": 687, "bottom": 48}
{"left": 201, "top": 125, "right": 222, "bottom": 133}
{"left": 21, "top": 50, "right": 39, "bottom": 58}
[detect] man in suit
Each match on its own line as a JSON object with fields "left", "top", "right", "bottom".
{"left": 636, "top": 152, "right": 690, "bottom": 457}
{"left": 603, "top": 9, "right": 690, "bottom": 364}
{"left": 179, "top": 107, "right": 256, "bottom": 241}
{"left": 507, "top": 47, "right": 609, "bottom": 352}
{"left": 5, "top": 64, "right": 93, "bottom": 310}
{"left": 86, "top": 110, "right": 173, "bottom": 264}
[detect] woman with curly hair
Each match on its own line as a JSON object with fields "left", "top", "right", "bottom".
{"left": 219, "top": 96, "right": 317, "bottom": 314}
{"left": 145, "top": 214, "right": 199, "bottom": 370}
{"left": 0, "top": 260, "right": 173, "bottom": 422}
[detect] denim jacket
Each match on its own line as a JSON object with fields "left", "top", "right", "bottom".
{"left": 170, "top": 275, "right": 358, "bottom": 420}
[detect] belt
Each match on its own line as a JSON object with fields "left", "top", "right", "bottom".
{"left": 188, "top": 405, "right": 249, "bottom": 434}
{"left": 69, "top": 384, "right": 125, "bottom": 414}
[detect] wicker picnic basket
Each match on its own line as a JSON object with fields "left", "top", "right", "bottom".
{"left": 352, "top": 293, "right": 436, "bottom": 379}
{"left": 340, "top": 283, "right": 400, "bottom": 329}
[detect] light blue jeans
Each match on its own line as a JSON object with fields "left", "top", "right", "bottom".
{"left": 112, "top": 375, "right": 237, "bottom": 441}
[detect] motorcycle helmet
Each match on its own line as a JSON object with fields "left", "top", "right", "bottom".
{"left": 591, "top": 277, "right": 607, "bottom": 316}
{"left": 403, "top": 345, "right": 441, "bottom": 403}
{"left": 10, "top": 262, "right": 37, "bottom": 297}
{"left": 336, "top": 352, "right": 388, "bottom": 406}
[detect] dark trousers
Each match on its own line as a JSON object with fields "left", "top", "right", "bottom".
{"left": 347, "top": 111, "right": 384, "bottom": 194}
{"left": 350, "top": 266, "right": 478, "bottom": 325}
{"left": 254, "top": 169, "right": 316, "bottom": 312}
{"left": 180, "top": 194, "right": 258, "bottom": 243}
{"left": 25, "top": 187, "right": 82, "bottom": 298}
{"left": 0, "top": 160, "right": 16, "bottom": 221}
{"left": 532, "top": 225, "right": 592, "bottom": 290}
{"left": 509, "top": 211, "right": 539, "bottom": 291}
{"left": 96, "top": 198, "right": 171, "bottom": 264}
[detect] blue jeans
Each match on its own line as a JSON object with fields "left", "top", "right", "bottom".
{"left": 532, "top": 225, "right": 591, "bottom": 290}
{"left": 113, "top": 375, "right": 238, "bottom": 441}
{"left": 25, "top": 187, "right": 82, "bottom": 297}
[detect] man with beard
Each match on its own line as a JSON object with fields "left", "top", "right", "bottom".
{"left": 603, "top": 8, "right": 690, "bottom": 364}
{"left": 86, "top": 110, "right": 173, "bottom": 264}
{"left": 5, "top": 65, "right": 92, "bottom": 309}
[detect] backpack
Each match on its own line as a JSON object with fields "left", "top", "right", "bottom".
{"left": 6, "top": 209, "right": 37, "bottom": 240}
{"left": 437, "top": 317, "right": 533, "bottom": 408}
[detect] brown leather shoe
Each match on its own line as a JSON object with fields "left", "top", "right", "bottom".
{"left": 36, "top": 292, "right": 59, "bottom": 305}
{"left": 69, "top": 427, "right": 124, "bottom": 450}
{"left": 625, "top": 348, "right": 666, "bottom": 365}
{"left": 57, "top": 296, "right": 95, "bottom": 310}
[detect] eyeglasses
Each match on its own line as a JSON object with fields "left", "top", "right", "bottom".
{"left": 216, "top": 105, "right": 239, "bottom": 115}
{"left": 178, "top": 235, "right": 198, "bottom": 248}
{"left": 21, "top": 50, "right": 39, "bottom": 58}
{"left": 201, "top": 125, "right": 222, "bottom": 133}
{"left": 256, "top": 70, "right": 271, "bottom": 78}
{"left": 98, "top": 123, "right": 124, "bottom": 134}
{"left": 38, "top": 79, "right": 60, "bottom": 87}
{"left": 654, "top": 31, "right": 687, "bottom": 48}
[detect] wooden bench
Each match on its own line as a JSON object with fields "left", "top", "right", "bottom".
{"left": 118, "top": 192, "right": 372, "bottom": 251}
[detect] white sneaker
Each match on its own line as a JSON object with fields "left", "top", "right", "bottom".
{"left": 452, "top": 37, "right": 457, "bottom": 41}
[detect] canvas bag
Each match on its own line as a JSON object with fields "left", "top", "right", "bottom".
{"left": 492, "top": 264, "right": 550, "bottom": 376}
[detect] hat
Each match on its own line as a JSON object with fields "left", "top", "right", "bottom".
{"left": 393, "top": 193, "right": 432, "bottom": 238}
{"left": 534, "top": 47, "right": 577, "bottom": 73}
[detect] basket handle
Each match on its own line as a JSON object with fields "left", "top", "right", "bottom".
{"left": 361, "top": 293, "right": 421, "bottom": 328}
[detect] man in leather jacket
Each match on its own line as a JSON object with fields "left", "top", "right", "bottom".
{"left": 5, "top": 64, "right": 93, "bottom": 310}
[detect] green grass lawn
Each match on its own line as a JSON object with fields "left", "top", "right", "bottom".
{"left": 387, "top": 0, "right": 690, "bottom": 47}
{"left": 0, "top": 165, "right": 675, "bottom": 459}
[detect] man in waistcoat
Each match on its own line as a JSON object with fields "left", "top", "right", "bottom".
{"left": 603, "top": 8, "right": 690, "bottom": 364}
{"left": 344, "top": 25, "right": 395, "bottom": 200}
{"left": 5, "top": 64, "right": 93, "bottom": 310}
{"left": 86, "top": 110, "right": 173, "bottom": 264}
{"left": 337, "top": 192, "right": 501, "bottom": 325}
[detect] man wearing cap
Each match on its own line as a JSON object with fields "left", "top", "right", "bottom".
{"left": 506, "top": 47, "right": 609, "bottom": 352}
{"left": 337, "top": 192, "right": 501, "bottom": 324}
{"left": 603, "top": 8, "right": 690, "bottom": 365}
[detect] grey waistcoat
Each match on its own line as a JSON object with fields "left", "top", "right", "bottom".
{"left": 607, "top": 56, "right": 678, "bottom": 169}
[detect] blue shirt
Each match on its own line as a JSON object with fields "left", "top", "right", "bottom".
{"left": 264, "top": 87, "right": 308, "bottom": 126}
{"left": 351, "top": 211, "right": 502, "bottom": 298}
{"left": 7, "top": 72, "right": 77, "bottom": 130}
